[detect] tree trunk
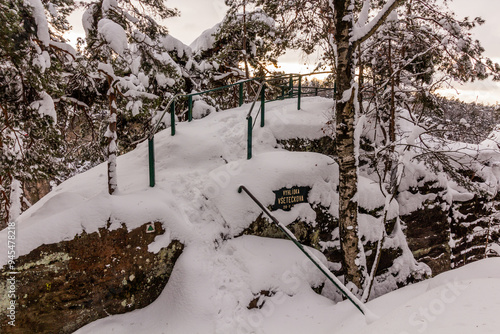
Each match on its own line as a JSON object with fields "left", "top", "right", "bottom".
{"left": 242, "top": 1, "right": 250, "bottom": 79}
{"left": 107, "top": 90, "right": 118, "bottom": 195}
{"left": 9, "top": 178, "right": 22, "bottom": 221}
{"left": 334, "top": 0, "right": 364, "bottom": 292}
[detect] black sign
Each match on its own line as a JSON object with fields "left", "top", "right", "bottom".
{"left": 272, "top": 186, "right": 311, "bottom": 211}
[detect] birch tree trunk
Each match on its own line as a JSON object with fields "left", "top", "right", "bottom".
{"left": 107, "top": 88, "right": 118, "bottom": 195}
{"left": 333, "top": 0, "right": 364, "bottom": 292}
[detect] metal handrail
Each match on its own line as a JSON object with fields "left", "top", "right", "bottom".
{"left": 244, "top": 81, "right": 266, "bottom": 160}
{"left": 146, "top": 71, "right": 335, "bottom": 186}
{"left": 237, "top": 185, "right": 375, "bottom": 318}
{"left": 147, "top": 71, "right": 334, "bottom": 140}
{"left": 246, "top": 81, "right": 264, "bottom": 119}
{"left": 150, "top": 93, "right": 184, "bottom": 138}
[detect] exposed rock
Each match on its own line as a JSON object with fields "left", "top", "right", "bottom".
{"left": 0, "top": 222, "right": 183, "bottom": 334}
{"left": 399, "top": 179, "right": 452, "bottom": 276}
{"left": 240, "top": 201, "right": 419, "bottom": 298}
{"left": 277, "top": 137, "right": 336, "bottom": 156}
{"left": 450, "top": 194, "right": 500, "bottom": 268}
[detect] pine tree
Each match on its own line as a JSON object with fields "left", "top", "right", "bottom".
{"left": 81, "top": 0, "right": 186, "bottom": 194}
{"left": 0, "top": 0, "right": 76, "bottom": 228}
{"left": 193, "top": 0, "right": 287, "bottom": 84}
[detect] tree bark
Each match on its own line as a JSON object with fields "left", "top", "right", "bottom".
{"left": 334, "top": 0, "right": 364, "bottom": 292}
{"left": 242, "top": 1, "right": 250, "bottom": 79}
{"left": 107, "top": 89, "right": 118, "bottom": 195}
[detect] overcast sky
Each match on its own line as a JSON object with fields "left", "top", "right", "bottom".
{"left": 165, "top": 0, "right": 499, "bottom": 104}
{"left": 69, "top": 0, "right": 499, "bottom": 104}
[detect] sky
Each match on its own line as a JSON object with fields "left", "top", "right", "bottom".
{"left": 68, "top": 0, "right": 500, "bottom": 105}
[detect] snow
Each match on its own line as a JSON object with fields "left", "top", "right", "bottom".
{"left": 0, "top": 97, "right": 335, "bottom": 265}
{"left": 30, "top": 91, "right": 57, "bottom": 122}
{"left": 190, "top": 23, "right": 220, "bottom": 54}
{"left": 481, "top": 124, "right": 500, "bottom": 149}
{"left": 155, "top": 73, "right": 176, "bottom": 88}
{"left": 27, "top": 0, "right": 50, "bottom": 46}
{"left": 97, "top": 62, "right": 115, "bottom": 79}
{"left": 161, "top": 34, "right": 191, "bottom": 58}
{"left": 9, "top": 179, "right": 22, "bottom": 221}
{"left": 33, "top": 49, "right": 51, "bottom": 73}
{"left": 49, "top": 41, "right": 77, "bottom": 59}
{"left": 82, "top": 5, "right": 95, "bottom": 36}
{"left": 74, "top": 255, "right": 500, "bottom": 334}
{"left": 351, "top": 0, "right": 399, "bottom": 42}
{"left": 97, "top": 19, "right": 128, "bottom": 56}
{"left": 4, "top": 96, "right": 500, "bottom": 333}
{"left": 192, "top": 99, "right": 215, "bottom": 119}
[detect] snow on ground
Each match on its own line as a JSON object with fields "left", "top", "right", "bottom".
{"left": 74, "top": 248, "right": 500, "bottom": 334}
{"left": 4, "top": 96, "right": 500, "bottom": 333}
{"left": 0, "top": 97, "right": 334, "bottom": 265}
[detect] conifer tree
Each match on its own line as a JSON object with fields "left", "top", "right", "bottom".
{"left": 81, "top": 0, "right": 186, "bottom": 194}
{"left": 193, "top": 0, "right": 287, "bottom": 85}
{"left": 0, "top": 0, "right": 76, "bottom": 228}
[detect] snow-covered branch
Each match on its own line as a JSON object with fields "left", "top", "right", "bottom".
{"left": 352, "top": 0, "right": 402, "bottom": 45}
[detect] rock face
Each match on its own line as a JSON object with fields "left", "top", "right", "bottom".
{"left": 279, "top": 136, "right": 500, "bottom": 281}
{"left": 0, "top": 222, "right": 183, "bottom": 334}
{"left": 241, "top": 200, "right": 425, "bottom": 301}
{"left": 450, "top": 194, "right": 500, "bottom": 268}
{"left": 398, "top": 178, "right": 452, "bottom": 276}
{"left": 241, "top": 204, "right": 343, "bottom": 272}
{"left": 399, "top": 175, "right": 500, "bottom": 276}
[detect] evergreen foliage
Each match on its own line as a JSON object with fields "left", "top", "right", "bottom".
{"left": 0, "top": 0, "right": 76, "bottom": 227}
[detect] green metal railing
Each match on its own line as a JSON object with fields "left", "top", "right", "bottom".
{"left": 245, "top": 81, "right": 266, "bottom": 160}
{"left": 147, "top": 71, "right": 335, "bottom": 187}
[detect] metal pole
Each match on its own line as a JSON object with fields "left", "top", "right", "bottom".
{"left": 297, "top": 75, "right": 302, "bottom": 110}
{"left": 148, "top": 137, "right": 155, "bottom": 187}
{"left": 260, "top": 84, "right": 265, "bottom": 127}
{"left": 247, "top": 116, "right": 252, "bottom": 160}
{"left": 288, "top": 75, "right": 293, "bottom": 98}
{"left": 188, "top": 95, "right": 193, "bottom": 122}
{"left": 239, "top": 82, "right": 244, "bottom": 107}
{"left": 170, "top": 99, "right": 176, "bottom": 136}
{"left": 237, "top": 185, "right": 375, "bottom": 318}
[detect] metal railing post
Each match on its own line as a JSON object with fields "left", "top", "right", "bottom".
{"left": 170, "top": 99, "right": 176, "bottom": 136}
{"left": 148, "top": 137, "right": 155, "bottom": 187}
{"left": 188, "top": 95, "right": 193, "bottom": 122}
{"left": 260, "top": 84, "right": 266, "bottom": 127}
{"left": 247, "top": 116, "right": 252, "bottom": 160}
{"left": 288, "top": 75, "right": 294, "bottom": 98}
{"left": 315, "top": 87, "right": 318, "bottom": 96}
{"left": 297, "top": 75, "right": 302, "bottom": 110}
{"left": 239, "top": 82, "right": 244, "bottom": 106}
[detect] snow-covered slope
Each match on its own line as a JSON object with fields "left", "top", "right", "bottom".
{"left": 4, "top": 96, "right": 500, "bottom": 333}
{"left": 74, "top": 254, "right": 500, "bottom": 334}
{"left": 0, "top": 97, "right": 334, "bottom": 265}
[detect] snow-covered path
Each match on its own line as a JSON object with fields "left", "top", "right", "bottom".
{"left": 0, "top": 97, "right": 333, "bottom": 264}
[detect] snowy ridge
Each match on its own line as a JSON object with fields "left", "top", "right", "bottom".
{"left": 3, "top": 96, "right": 500, "bottom": 333}
{"left": 0, "top": 97, "right": 335, "bottom": 266}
